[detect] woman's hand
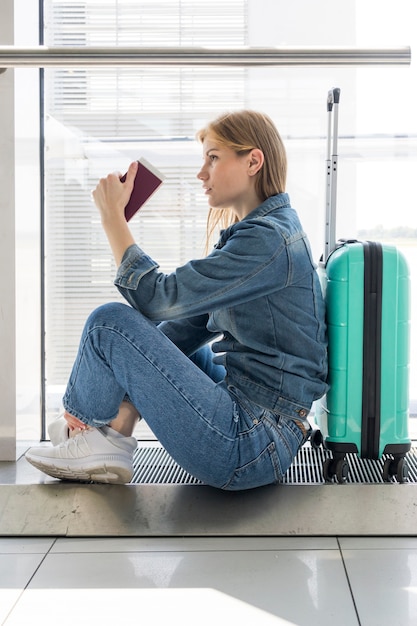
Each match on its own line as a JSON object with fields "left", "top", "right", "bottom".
{"left": 91, "top": 161, "right": 138, "bottom": 266}
{"left": 92, "top": 161, "right": 138, "bottom": 224}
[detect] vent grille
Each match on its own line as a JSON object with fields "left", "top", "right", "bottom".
{"left": 132, "top": 444, "right": 417, "bottom": 485}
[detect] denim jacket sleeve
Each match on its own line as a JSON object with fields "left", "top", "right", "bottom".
{"left": 157, "top": 315, "right": 218, "bottom": 356}
{"left": 114, "top": 216, "right": 294, "bottom": 322}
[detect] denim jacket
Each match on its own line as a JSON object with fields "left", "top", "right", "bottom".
{"left": 114, "top": 193, "right": 328, "bottom": 420}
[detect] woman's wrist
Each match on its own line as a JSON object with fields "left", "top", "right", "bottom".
{"left": 102, "top": 218, "right": 135, "bottom": 267}
{"left": 100, "top": 210, "right": 126, "bottom": 228}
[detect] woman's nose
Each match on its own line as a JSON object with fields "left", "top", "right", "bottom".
{"left": 197, "top": 166, "right": 208, "bottom": 180}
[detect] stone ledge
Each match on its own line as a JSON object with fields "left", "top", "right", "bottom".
{"left": 1, "top": 482, "right": 416, "bottom": 537}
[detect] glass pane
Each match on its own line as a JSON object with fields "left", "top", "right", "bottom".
{"left": 41, "top": 0, "right": 417, "bottom": 438}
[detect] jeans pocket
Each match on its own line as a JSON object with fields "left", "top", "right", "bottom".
{"left": 222, "top": 388, "right": 304, "bottom": 491}
{"left": 263, "top": 414, "right": 304, "bottom": 478}
{"left": 221, "top": 442, "right": 280, "bottom": 491}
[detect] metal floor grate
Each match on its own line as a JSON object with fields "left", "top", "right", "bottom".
{"left": 132, "top": 444, "right": 417, "bottom": 485}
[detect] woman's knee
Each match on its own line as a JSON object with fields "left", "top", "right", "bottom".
{"left": 85, "top": 302, "right": 140, "bottom": 330}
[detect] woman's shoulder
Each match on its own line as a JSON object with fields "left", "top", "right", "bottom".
{"left": 244, "top": 196, "right": 303, "bottom": 234}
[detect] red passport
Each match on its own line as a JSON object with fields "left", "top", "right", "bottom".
{"left": 120, "top": 157, "right": 165, "bottom": 221}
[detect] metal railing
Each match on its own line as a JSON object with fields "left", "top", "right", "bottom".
{"left": 0, "top": 45, "right": 411, "bottom": 69}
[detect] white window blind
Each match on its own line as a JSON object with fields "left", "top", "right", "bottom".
{"left": 43, "top": 0, "right": 248, "bottom": 402}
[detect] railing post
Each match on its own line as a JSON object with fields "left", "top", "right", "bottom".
{"left": 0, "top": 1, "right": 16, "bottom": 460}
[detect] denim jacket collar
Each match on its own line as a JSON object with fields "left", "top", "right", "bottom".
{"left": 246, "top": 193, "right": 292, "bottom": 219}
{"left": 215, "top": 194, "right": 291, "bottom": 250}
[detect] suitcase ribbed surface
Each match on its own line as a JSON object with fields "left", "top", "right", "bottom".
{"left": 132, "top": 443, "right": 417, "bottom": 485}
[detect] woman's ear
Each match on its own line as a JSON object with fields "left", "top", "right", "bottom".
{"left": 248, "top": 149, "right": 264, "bottom": 176}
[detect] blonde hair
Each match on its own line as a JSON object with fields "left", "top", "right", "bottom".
{"left": 197, "top": 110, "right": 287, "bottom": 250}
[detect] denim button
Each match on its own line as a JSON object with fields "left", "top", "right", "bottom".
{"left": 298, "top": 409, "right": 307, "bottom": 418}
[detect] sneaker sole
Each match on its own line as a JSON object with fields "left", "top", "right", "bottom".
{"left": 25, "top": 452, "right": 133, "bottom": 484}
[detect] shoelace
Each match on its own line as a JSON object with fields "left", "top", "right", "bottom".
{"left": 61, "top": 429, "right": 93, "bottom": 458}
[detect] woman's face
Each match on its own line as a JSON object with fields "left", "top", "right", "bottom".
{"left": 197, "top": 133, "right": 256, "bottom": 214}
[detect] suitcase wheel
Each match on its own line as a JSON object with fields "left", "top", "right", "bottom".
{"left": 310, "top": 428, "right": 323, "bottom": 449}
{"left": 323, "top": 456, "right": 349, "bottom": 484}
{"left": 383, "top": 457, "right": 409, "bottom": 484}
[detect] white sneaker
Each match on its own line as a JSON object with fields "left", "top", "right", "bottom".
{"left": 25, "top": 426, "right": 137, "bottom": 484}
{"left": 48, "top": 414, "right": 70, "bottom": 445}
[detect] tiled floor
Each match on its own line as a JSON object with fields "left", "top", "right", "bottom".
{"left": 2, "top": 535, "right": 417, "bottom": 625}
{"left": 2, "top": 425, "right": 417, "bottom": 624}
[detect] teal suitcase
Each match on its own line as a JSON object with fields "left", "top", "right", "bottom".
{"left": 314, "top": 89, "right": 411, "bottom": 483}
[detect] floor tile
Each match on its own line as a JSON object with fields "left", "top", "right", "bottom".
{"left": 0, "top": 538, "right": 55, "bottom": 554}
{"left": 339, "top": 536, "right": 417, "bottom": 550}
{"left": 342, "top": 548, "right": 417, "bottom": 626}
{"left": 4, "top": 549, "right": 358, "bottom": 626}
{"left": 0, "top": 553, "right": 46, "bottom": 625}
{"left": 4, "top": 587, "right": 296, "bottom": 625}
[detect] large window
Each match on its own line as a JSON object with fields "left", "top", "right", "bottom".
{"left": 14, "top": 0, "right": 417, "bottom": 439}
{"left": 42, "top": 0, "right": 249, "bottom": 421}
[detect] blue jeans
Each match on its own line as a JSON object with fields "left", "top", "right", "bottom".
{"left": 63, "top": 302, "right": 308, "bottom": 490}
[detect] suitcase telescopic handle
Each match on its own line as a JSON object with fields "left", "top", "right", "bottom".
{"left": 327, "top": 87, "right": 340, "bottom": 111}
{"left": 324, "top": 87, "right": 341, "bottom": 262}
